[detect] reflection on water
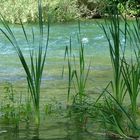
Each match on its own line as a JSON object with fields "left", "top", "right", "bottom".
{"left": 0, "top": 122, "right": 109, "bottom": 140}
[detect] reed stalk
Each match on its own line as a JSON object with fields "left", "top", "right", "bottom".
{"left": 100, "top": 9, "right": 127, "bottom": 105}
{"left": 121, "top": 18, "right": 140, "bottom": 129}
{"left": 99, "top": 8, "right": 140, "bottom": 137}
{"left": 63, "top": 28, "right": 91, "bottom": 131}
{"left": 0, "top": 0, "right": 49, "bottom": 126}
{"left": 64, "top": 36, "right": 91, "bottom": 105}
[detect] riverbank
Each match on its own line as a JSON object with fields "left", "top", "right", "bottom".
{"left": 0, "top": 0, "right": 139, "bottom": 24}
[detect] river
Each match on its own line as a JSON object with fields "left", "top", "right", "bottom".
{"left": 0, "top": 19, "right": 135, "bottom": 140}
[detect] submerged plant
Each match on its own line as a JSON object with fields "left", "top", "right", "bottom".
{"left": 0, "top": 0, "right": 49, "bottom": 126}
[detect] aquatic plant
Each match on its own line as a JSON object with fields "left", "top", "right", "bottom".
{"left": 100, "top": 9, "right": 127, "bottom": 105}
{"left": 121, "top": 58, "right": 140, "bottom": 136}
{"left": 64, "top": 27, "right": 91, "bottom": 131}
{"left": 93, "top": 7, "right": 140, "bottom": 138}
{"left": 93, "top": 83, "right": 137, "bottom": 139}
{"left": 0, "top": 83, "right": 32, "bottom": 129}
{"left": 0, "top": 0, "right": 50, "bottom": 126}
{"left": 121, "top": 18, "right": 140, "bottom": 129}
{"left": 0, "top": 82, "right": 19, "bottom": 126}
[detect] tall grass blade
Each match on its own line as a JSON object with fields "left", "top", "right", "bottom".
{"left": 0, "top": 0, "right": 50, "bottom": 126}
{"left": 100, "top": 10, "right": 127, "bottom": 105}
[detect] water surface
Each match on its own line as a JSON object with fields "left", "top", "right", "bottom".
{"left": 0, "top": 20, "right": 133, "bottom": 140}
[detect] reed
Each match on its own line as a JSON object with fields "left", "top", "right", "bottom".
{"left": 63, "top": 27, "right": 91, "bottom": 130}
{"left": 121, "top": 18, "right": 140, "bottom": 129}
{"left": 64, "top": 37, "right": 91, "bottom": 105}
{"left": 100, "top": 9, "right": 127, "bottom": 105}
{"left": 93, "top": 82, "right": 138, "bottom": 138}
{"left": 0, "top": 0, "right": 49, "bottom": 126}
{"left": 96, "top": 7, "right": 140, "bottom": 138}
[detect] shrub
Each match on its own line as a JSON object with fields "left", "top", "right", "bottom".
{"left": 0, "top": 0, "right": 80, "bottom": 23}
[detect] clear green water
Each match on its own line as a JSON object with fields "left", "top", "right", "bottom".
{"left": 0, "top": 20, "right": 132, "bottom": 140}
{"left": 0, "top": 20, "right": 110, "bottom": 81}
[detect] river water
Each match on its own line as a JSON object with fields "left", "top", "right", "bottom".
{"left": 0, "top": 20, "right": 110, "bottom": 81}
{"left": 0, "top": 20, "right": 133, "bottom": 140}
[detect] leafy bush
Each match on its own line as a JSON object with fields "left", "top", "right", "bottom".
{"left": 0, "top": 0, "right": 80, "bottom": 23}
{"left": 47, "top": 0, "right": 80, "bottom": 22}
{"left": 0, "top": 0, "right": 39, "bottom": 23}
{"left": 0, "top": 0, "right": 139, "bottom": 23}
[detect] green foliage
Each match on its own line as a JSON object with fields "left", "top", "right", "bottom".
{"left": 117, "top": 0, "right": 140, "bottom": 17}
{"left": 0, "top": 0, "right": 38, "bottom": 23}
{"left": 94, "top": 87, "right": 138, "bottom": 139}
{"left": 47, "top": 0, "right": 80, "bottom": 22}
{"left": 100, "top": 11, "right": 126, "bottom": 105}
{"left": 121, "top": 18, "right": 140, "bottom": 129}
{"left": 92, "top": 9, "right": 140, "bottom": 138}
{"left": 63, "top": 27, "right": 91, "bottom": 131}
{"left": 0, "top": 83, "right": 32, "bottom": 127}
{"left": 0, "top": 0, "right": 139, "bottom": 23}
{"left": 1, "top": 1, "right": 140, "bottom": 139}
{"left": 64, "top": 35, "right": 91, "bottom": 105}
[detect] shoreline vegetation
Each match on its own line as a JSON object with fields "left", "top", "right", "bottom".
{"left": 1, "top": 0, "right": 140, "bottom": 139}
{"left": 0, "top": 0, "right": 140, "bottom": 24}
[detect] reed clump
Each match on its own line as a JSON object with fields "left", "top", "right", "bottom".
{"left": 92, "top": 8, "right": 140, "bottom": 138}
{"left": 63, "top": 28, "right": 91, "bottom": 131}
{"left": 0, "top": 0, "right": 49, "bottom": 127}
